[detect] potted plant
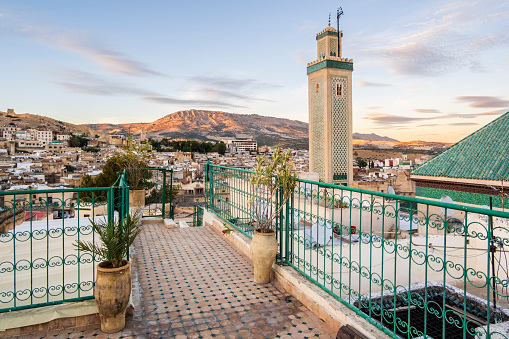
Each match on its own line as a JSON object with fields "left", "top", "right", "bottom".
{"left": 123, "top": 137, "right": 151, "bottom": 208}
{"left": 74, "top": 212, "right": 141, "bottom": 333}
{"left": 249, "top": 146, "right": 298, "bottom": 283}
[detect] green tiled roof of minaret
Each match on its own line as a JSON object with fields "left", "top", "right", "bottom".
{"left": 411, "top": 111, "right": 509, "bottom": 181}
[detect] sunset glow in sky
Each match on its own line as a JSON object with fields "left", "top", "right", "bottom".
{"left": 1, "top": 0, "right": 508, "bottom": 142}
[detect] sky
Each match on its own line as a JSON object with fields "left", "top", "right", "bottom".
{"left": 1, "top": 0, "right": 508, "bottom": 143}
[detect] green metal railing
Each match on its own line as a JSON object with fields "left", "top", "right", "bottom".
{"left": 205, "top": 163, "right": 509, "bottom": 339}
{"left": 139, "top": 168, "right": 174, "bottom": 219}
{"left": 0, "top": 173, "right": 130, "bottom": 313}
{"left": 193, "top": 204, "right": 204, "bottom": 227}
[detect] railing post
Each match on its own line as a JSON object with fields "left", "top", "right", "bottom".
{"left": 206, "top": 161, "right": 214, "bottom": 211}
{"left": 284, "top": 187, "right": 291, "bottom": 265}
{"left": 170, "top": 168, "right": 174, "bottom": 218}
{"left": 161, "top": 168, "right": 167, "bottom": 218}
{"left": 107, "top": 187, "right": 114, "bottom": 223}
{"left": 277, "top": 180, "right": 284, "bottom": 264}
{"left": 118, "top": 169, "right": 129, "bottom": 225}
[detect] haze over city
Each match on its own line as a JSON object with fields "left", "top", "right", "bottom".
{"left": 1, "top": 0, "right": 508, "bottom": 143}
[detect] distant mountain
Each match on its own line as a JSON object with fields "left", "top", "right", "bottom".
{"left": 352, "top": 133, "right": 398, "bottom": 142}
{"left": 87, "top": 109, "right": 310, "bottom": 148}
{"left": 87, "top": 109, "right": 400, "bottom": 147}
{"left": 0, "top": 108, "right": 404, "bottom": 148}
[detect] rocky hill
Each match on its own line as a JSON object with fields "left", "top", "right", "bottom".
{"left": 87, "top": 110, "right": 310, "bottom": 148}
{"left": 352, "top": 133, "right": 397, "bottom": 142}
{"left": 0, "top": 109, "right": 94, "bottom": 136}
{"left": 3, "top": 108, "right": 451, "bottom": 149}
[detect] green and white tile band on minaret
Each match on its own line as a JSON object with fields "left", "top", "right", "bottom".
{"left": 307, "top": 16, "right": 353, "bottom": 186}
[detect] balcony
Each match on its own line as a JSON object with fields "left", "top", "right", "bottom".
{"left": 1, "top": 164, "right": 508, "bottom": 338}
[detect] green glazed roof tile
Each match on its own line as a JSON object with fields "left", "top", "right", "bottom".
{"left": 410, "top": 111, "right": 509, "bottom": 181}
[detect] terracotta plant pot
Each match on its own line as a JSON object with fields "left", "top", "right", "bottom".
{"left": 250, "top": 229, "right": 278, "bottom": 283}
{"left": 95, "top": 260, "right": 131, "bottom": 333}
{"left": 129, "top": 189, "right": 145, "bottom": 208}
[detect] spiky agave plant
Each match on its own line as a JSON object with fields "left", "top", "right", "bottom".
{"left": 75, "top": 212, "right": 142, "bottom": 268}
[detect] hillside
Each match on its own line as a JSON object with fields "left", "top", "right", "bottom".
{"left": 1, "top": 108, "right": 452, "bottom": 150}
{"left": 0, "top": 109, "right": 109, "bottom": 139}
{"left": 87, "top": 110, "right": 310, "bottom": 148}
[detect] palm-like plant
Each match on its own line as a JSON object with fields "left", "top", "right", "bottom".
{"left": 75, "top": 212, "right": 142, "bottom": 268}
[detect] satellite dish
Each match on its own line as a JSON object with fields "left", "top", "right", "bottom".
{"left": 440, "top": 196, "right": 455, "bottom": 217}
{"left": 388, "top": 186, "right": 395, "bottom": 195}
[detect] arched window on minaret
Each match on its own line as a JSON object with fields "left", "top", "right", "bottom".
{"left": 316, "top": 83, "right": 320, "bottom": 92}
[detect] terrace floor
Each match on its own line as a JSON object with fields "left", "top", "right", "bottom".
{"left": 17, "top": 224, "right": 336, "bottom": 339}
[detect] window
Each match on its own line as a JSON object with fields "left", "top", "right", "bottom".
{"left": 315, "top": 83, "right": 320, "bottom": 92}
{"left": 336, "top": 83, "right": 343, "bottom": 96}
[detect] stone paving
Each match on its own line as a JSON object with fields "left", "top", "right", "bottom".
{"left": 16, "top": 224, "right": 336, "bottom": 339}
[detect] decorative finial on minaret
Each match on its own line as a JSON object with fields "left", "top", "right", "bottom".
{"left": 328, "top": 13, "right": 331, "bottom": 26}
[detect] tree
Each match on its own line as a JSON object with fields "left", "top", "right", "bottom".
{"left": 80, "top": 139, "right": 151, "bottom": 190}
{"left": 211, "top": 141, "right": 226, "bottom": 155}
{"left": 68, "top": 133, "right": 89, "bottom": 148}
{"left": 84, "top": 146, "right": 100, "bottom": 153}
{"left": 356, "top": 157, "right": 367, "bottom": 168}
{"left": 64, "top": 165, "right": 76, "bottom": 173}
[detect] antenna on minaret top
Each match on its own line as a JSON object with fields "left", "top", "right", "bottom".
{"left": 337, "top": 7, "right": 344, "bottom": 57}
{"left": 337, "top": 7, "right": 343, "bottom": 31}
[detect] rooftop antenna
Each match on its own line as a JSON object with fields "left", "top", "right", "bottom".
{"left": 337, "top": 7, "right": 344, "bottom": 57}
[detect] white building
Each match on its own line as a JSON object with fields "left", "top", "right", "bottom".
{"left": 36, "top": 130, "right": 53, "bottom": 145}
{"left": 2, "top": 126, "right": 19, "bottom": 140}
{"left": 224, "top": 139, "right": 257, "bottom": 153}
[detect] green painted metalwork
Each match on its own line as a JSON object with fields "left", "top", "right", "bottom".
{"left": 206, "top": 164, "right": 509, "bottom": 339}
{"left": 307, "top": 60, "right": 353, "bottom": 75}
{"left": 0, "top": 171, "right": 132, "bottom": 313}
{"left": 193, "top": 204, "right": 204, "bottom": 227}
{"left": 139, "top": 168, "right": 174, "bottom": 218}
{"left": 411, "top": 111, "right": 509, "bottom": 180}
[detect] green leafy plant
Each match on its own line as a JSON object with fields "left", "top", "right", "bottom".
{"left": 74, "top": 212, "right": 142, "bottom": 268}
{"left": 248, "top": 146, "right": 298, "bottom": 233}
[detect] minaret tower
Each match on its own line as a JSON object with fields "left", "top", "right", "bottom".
{"left": 307, "top": 16, "right": 353, "bottom": 186}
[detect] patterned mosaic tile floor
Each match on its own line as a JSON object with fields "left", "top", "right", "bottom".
{"left": 17, "top": 225, "right": 336, "bottom": 339}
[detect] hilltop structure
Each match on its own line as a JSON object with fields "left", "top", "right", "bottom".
{"left": 307, "top": 25, "right": 354, "bottom": 185}
{"left": 410, "top": 111, "right": 509, "bottom": 208}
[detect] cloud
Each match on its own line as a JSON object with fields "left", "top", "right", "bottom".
{"left": 363, "top": 1, "right": 509, "bottom": 76}
{"left": 179, "top": 76, "right": 278, "bottom": 108}
{"left": 142, "top": 96, "right": 247, "bottom": 109}
{"left": 474, "top": 109, "right": 508, "bottom": 116}
{"left": 455, "top": 96, "right": 509, "bottom": 108}
{"left": 52, "top": 69, "right": 158, "bottom": 96}
{"left": 358, "top": 81, "right": 392, "bottom": 87}
{"left": 414, "top": 108, "right": 441, "bottom": 113}
{"left": 363, "top": 111, "right": 491, "bottom": 127}
{"left": 449, "top": 122, "right": 479, "bottom": 126}
{"left": 5, "top": 19, "right": 162, "bottom": 76}
{"left": 363, "top": 113, "right": 424, "bottom": 125}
